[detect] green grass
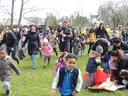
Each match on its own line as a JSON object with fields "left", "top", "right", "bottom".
{"left": 0, "top": 45, "right": 128, "bottom": 96}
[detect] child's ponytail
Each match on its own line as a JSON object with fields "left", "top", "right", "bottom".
{"left": 58, "top": 52, "right": 68, "bottom": 62}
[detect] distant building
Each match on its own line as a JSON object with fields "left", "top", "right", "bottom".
{"left": 90, "top": 15, "right": 104, "bottom": 27}
{"left": 91, "top": 15, "right": 98, "bottom": 24}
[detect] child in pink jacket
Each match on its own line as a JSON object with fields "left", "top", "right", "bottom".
{"left": 54, "top": 52, "right": 68, "bottom": 75}
{"left": 40, "top": 38, "right": 53, "bottom": 68}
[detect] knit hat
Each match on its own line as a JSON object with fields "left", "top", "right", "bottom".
{"left": 95, "top": 45, "right": 103, "bottom": 54}
{"left": 43, "top": 38, "right": 48, "bottom": 43}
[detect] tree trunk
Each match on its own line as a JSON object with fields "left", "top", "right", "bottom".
{"left": 10, "top": 0, "right": 15, "bottom": 29}
{"left": 18, "top": 0, "right": 24, "bottom": 28}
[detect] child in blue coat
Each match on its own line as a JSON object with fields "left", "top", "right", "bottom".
{"left": 84, "top": 45, "right": 103, "bottom": 90}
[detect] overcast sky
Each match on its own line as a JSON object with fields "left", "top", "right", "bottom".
{"left": 0, "top": 0, "right": 121, "bottom": 19}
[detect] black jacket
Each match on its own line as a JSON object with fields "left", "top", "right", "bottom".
{"left": 60, "top": 28, "right": 71, "bottom": 42}
{"left": 113, "top": 53, "right": 128, "bottom": 84}
{"left": 92, "top": 38, "right": 109, "bottom": 62}
{"left": 21, "top": 31, "right": 40, "bottom": 55}
{"left": 0, "top": 32, "right": 17, "bottom": 48}
{"left": 95, "top": 27, "right": 109, "bottom": 39}
{"left": 113, "top": 42, "right": 128, "bottom": 53}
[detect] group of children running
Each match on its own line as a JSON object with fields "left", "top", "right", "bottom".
{"left": 1, "top": 27, "right": 127, "bottom": 96}
{"left": 1, "top": 38, "right": 128, "bottom": 96}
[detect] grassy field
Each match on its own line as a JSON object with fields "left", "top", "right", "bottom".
{"left": 0, "top": 45, "right": 128, "bottom": 96}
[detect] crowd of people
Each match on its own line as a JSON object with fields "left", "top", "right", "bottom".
{"left": 0, "top": 22, "right": 128, "bottom": 96}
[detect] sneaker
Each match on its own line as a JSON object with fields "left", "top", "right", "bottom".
{"left": 17, "top": 59, "right": 20, "bottom": 64}
{"left": 90, "top": 83, "right": 95, "bottom": 87}
{"left": 33, "top": 68, "right": 36, "bottom": 69}
{"left": 84, "top": 86, "right": 88, "bottom": 91}
{"left": 6, "top": 90, "right": 10, "bottom": 96}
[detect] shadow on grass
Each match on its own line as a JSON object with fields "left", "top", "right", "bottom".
{"left": 88, "top": 89, "right": 102, "bottom": 93}
{"left": 1, "top": 93, "right": 5, "bottom": 96}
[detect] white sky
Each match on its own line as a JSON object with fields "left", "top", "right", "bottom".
{"left": 0, "top": 0, "right": 121, "bottom": 19}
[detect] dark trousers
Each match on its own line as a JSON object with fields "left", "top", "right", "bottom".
{"left": 61, "top": 94, "right": 73, "bottom": 96}
{"left": 39, "top": 50, "right": 42, "bottom": 57}
{"left": 53, "top": 48, "right": 58, "bottom": 56}
{"left": 59, "top": 41, "right": 70, "bottom": 52}
{"left": 70, "top": 39, "right": 73, "bottom": 53}
{"left": 6, "top": 47, "right": 19, "bottom": 63}
{"left": 88, "top": 42, "right": 94, "bottom": 54}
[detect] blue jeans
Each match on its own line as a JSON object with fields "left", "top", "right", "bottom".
{"left": 6, "top": 47, "right": 19, "bottom": 63}
{"left": 61, "top": 94, "right": 72, "bottom": 96}
{"left": 81, "top": 49, "right": 84, "bottom": 57}
{"left": 74, "top": 53, "right": 78, "bottom": 59}
{"left": 31, "top": 54, "right": 36, "bottom": 68}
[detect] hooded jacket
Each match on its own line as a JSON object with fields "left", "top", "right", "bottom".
{"left": 86, "top": 50, "right": 101, "bottom": 73}
{"left": 0, "top": 55, "right": 21, "bottom": 81}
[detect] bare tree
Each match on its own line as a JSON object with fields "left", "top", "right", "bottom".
{"left": 0, "top": 0, "right": 16, "bottom": 28}
{"left": 10, "top": 0, "right": 16, "bottom": 29}
{"left": 23, "top": 16, "right": 44, "bottom": 25}
{"left": 18, "top": 0, "right": 29, "bottom": 27}
{"left": 98, "top": 0, "right": 128, "bottom": 27}
{"left": 44, "top": 13, "right": 57, "bottom": 26}
{"left": 121, "top": 0, "right": 128, "bottom": 26}
{"left": 17, "top": 0, "right": 50, "bottom": 27}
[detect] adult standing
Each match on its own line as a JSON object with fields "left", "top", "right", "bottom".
{"left": 59, "top": 21, "right": 72, "bottom": 52}
{"left": 21, "top": 25, "right": 40, "bottom": 69}
{"left": 43, "top": 26, "right": 50, "bottom": 39}
{"left": 106, "top": 25, "right": 111, "bottom": 37}
{"left": 110, "top": 28, "right": 119, "bottom": 39}
{"left": 56, "top": 22, "right": 63, "bottom": 50}
{"left": 0, "top": 27, "right": 19, "bottom": 64}
{"left": 47, "top": 28, "right": 58, "bottom": 56}
{"left": 18, "top": 28, "right": 28, "bottom": 51}
{"left": 73, "top": 28, "right": 80, "bottom": 38}
{"left": 109, "top": 28, "right": 119, "bottom": 48}
{"left": 117, "top": 26, "right": 122, "bottom": 39}
{"left": 122, "top": 26, "right": 128, "bottom": 44}
{"left": 95, "top": 23, "right": 109, "bottom": 39}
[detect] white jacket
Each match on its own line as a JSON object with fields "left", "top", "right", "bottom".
{"left": 52, "top": 68, "right": 83, "bottom": 92}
